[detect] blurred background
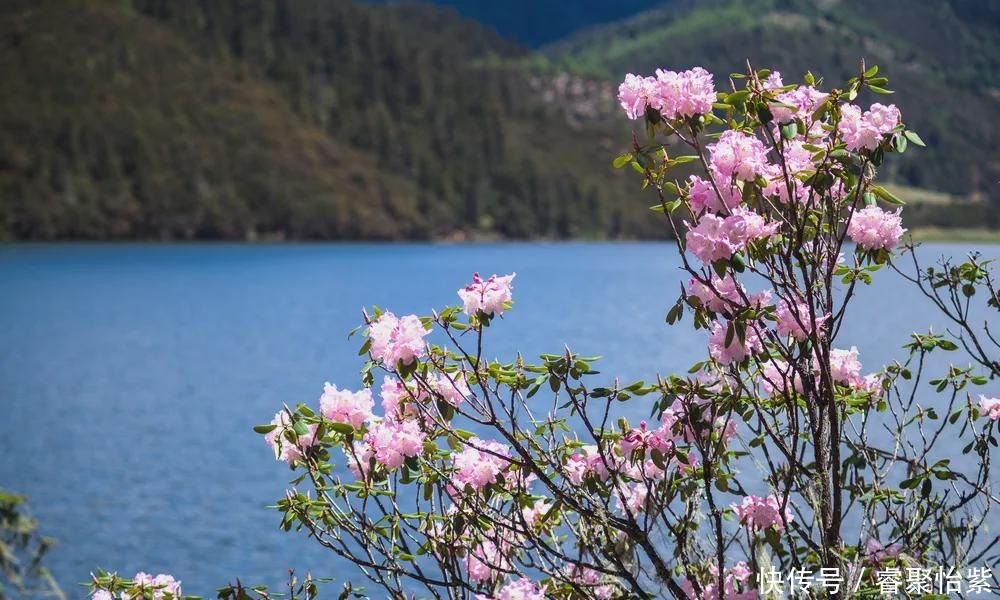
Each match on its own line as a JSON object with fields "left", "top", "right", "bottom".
{"left": 0, "top": 0, "right": 998, "bottom": 597}
{"left": 0, "top": 0, "right": 997, "bottom": 242}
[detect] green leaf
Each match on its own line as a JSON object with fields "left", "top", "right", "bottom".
{"left": 780, "top": 122, "right": 798, "bottom": 140}
{"left": 727, "top": 90, "right": 750, "bottom": 106}
{"left": 328, "top": 422, "right": 355, "bottom": 435}
{"left": 613, "top": 153, "right": 633, "bottom": 169}
{"left": 903, "top": 130, "right": 926, "bottom": 147}
{"left": 712, "top": 259, "right": 728, "bottom": 279}
{"left": 872, "top": 185, "right": 904, "bottom": 206}
{"left": 253, "top": 424, "right": 278, "bottom": 434}
{"left": 893, "top": 134, "right": 908, "bottom": 153}
{"left": 868, "top": 85, "right": 893, "bottom": 95}
{"left": 937, "top": 339, "right": 958, "bottom": 351}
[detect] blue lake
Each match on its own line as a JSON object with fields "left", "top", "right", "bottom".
{"left": 1, "top": 242, "right": 997, "bottom": 596}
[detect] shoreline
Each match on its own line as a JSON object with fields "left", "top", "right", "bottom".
{"left": 1, "top": 230, "right": 998, "bottom": 245}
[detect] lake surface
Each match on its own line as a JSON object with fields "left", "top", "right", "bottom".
{"left": 1, "top": 242, "right": 997, "bottom": 596}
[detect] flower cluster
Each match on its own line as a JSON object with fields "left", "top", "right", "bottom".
{"left": 265, "top": 411, "right": 318, "bottom": 465}
{"left": 680, "top": 562, "right": 756, "bottom": 600}
{"left": 840, "top": 102, "right": 901, "bottom": 151}
{"left": 732, "top": 494, "right": 793, "bottom": 531}
{"left": 708, "top": 319, "right": 766, "bottom": 365}
{"left": 685, "top": 212, "right": 777, "bottom": 264}
{"left": 769, "top": 82, "right": 829, "bottom": 124}
{"left": 709, "top": 130, "right": 770, "bottom": 182}
{"left": 476, "top": 577, "right": 545, "bottom": 600}
{"left": 430, "top": 372, "right": 470, "bottom": 407}
{"left": 465, "top": 538, "right": 513, "bottom": 584}
{"left": 365, "top": 418, "right": 425, "bottom": 469}
{"left": 459, "top": 272, "right": 516, "bottom": 316}
{"left": 980, "top": 395, "right": 1000, "bottom": 420}
{"left": 565, "top": 565, "right": 617, "bottom": 599}
{"left": 687, "top": 175, "right": 741, "bottom": 215}
{"left": 369, "top": 312, "right": 429, "bottom": 366}
{"left": 452, "top": 437, "right": 512, "bottom": 491}
{"left": 865, "top": 538, "right": 902, "bottom": 562}
{"left": 829, "top": 346, "right": 863, "bottom": 386}
{"left": 617, "top": 67, "right": 715, "bottom": 121}
{"left": 319, "top": 383, "right": 374, "bottom": 429}
{"left": 687, "top": 274, "right": 743, "bottom": 313}
{"left": 776, "top": 298, "right": 828, "bottom": 342}
{"left": 761, "top": 359, "right": 803, "bottom": 397}
{"left": 847, "top": 206, "right": 905, "bottom": 251}
{"left": 92, "top": 573, "right": 182, "bottom": 600}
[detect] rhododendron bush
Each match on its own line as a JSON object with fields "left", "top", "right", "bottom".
{"left": 87, "top": 64, "right": 1000, "bottom": 600}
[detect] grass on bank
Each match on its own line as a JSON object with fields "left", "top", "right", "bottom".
{"left": 907, "top": 227, "right": 1000, "bottom": 243}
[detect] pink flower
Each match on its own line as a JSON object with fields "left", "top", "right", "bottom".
{"left": 867, "top": 103, "right": 902, "bottom": 134}
{"left": 366, "top": 418, "right": 425, "bottom": 469}
{"left": 319, "top": 383, "right": 374, "bottom": 429}
{"left": 458, "top": 273, "right": 516, "bottom": 316}
{"left": 485, "top": 578, "right": 546, "bottom": 600}
{"left": 708, "top": 320, "right": 765, "bottom": 365}
{"left": 728, "top": 207, "right": 780, "bottom": 242}
{"left": 265, "top": 411, "right": 318, "bottom": 465}
{"left": 650, "top": 67, "right": 716, "bottom": 119}
{"left": 618, "top": 73, "right": 656, "bottom": 120}
{"left": 733, "top": 494, "right": 792, "bottom": 530}
{"left": 847, "top": 206, "right": 905, "bottom": 251}
{"left": 452, "top": 438, "right": 511, "bottom": 491}
{"left": 770, "top": 85, "right": 828, "bottom": 124}
{"left": 865, "top": 538, "right": 901, "bottom": 562}
{"left": 465, "top": 539, "right": 511, "bottom": 584}
{"left": 687, "top": 175, "right": 742, "bottom": 215}
{"left": 616, "top": 482, "right": 651, "bottom": 514}
{"left": 620, "top": 421, "right": 657, "bottom": 456}
{"left": 685, "top": 214, "right": 745, "bottom": 264}
{"left": 369, "top": 312, "right": 429, "bottom": 366}
{"left": 92, "top": 592, "right": 113, "bottom": 600}
{"left": 761, "top": 359, "right": 803, "bottom": 397}
{"left": 429, "top": 372, "right": 470, "bottom": 407}
{"left": 778, "top": 139, "right": 816, "bottom": 174}
{"left": 565, "top": 565, "right": 616, "bottom": 599}
{"left": 687, "top": 274, "right": 744, "bottom": 313}
{"left": 565, "top": 444, "right": 619, "bottom": 484}
{"left": 380, "top": 376, "right": 423, "bottom": 422}
{"left": 856, "top": 373, "right": 885, "bottom": 397}
{"left": 840, "top": 103, "right": 901, "bottom": 151}
{"left": 762, "top": 165, "right": 811, "bottom": 205}
{"left": 708, "top": 130, "right": 770, "bottom": 182}
{"left": 680, "top": 562, "right": 757, "bottom": 600}
{"left": 133, "top": 573, "right": 181, "bottom": 599}
{"left": 521, "top": 499, "right": 552, "bottom": 528}
{"left": 763, "top": 72, "right": 785, "bottom": 90}
{"left": 979, "top": 395, "right": 1000, "bottom": 420}
{"left": 344, "top": 441, "right": 374, "bottom": 479}
{"left": 715, "top": 416, "right": 738, "bottom": 444}
{"left": 776, "top": 298, "right": 828, "bottom": 342}
{"left": 829, "top": 346, "right": 863, "bottom": 387}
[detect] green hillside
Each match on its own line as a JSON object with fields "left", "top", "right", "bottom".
{"left": 548, "top": 0, "right": 999, "bottom": 211}
{"left": 0, "top": 0, "right": 649, "bottom": 240}
{"left": 0, "top": 0, "right": 995, "bottom": 240}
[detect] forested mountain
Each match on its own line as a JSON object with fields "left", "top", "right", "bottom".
{"left": 0, "top": 0, "right": 995, "bottom": 240}
{"left": 367, "top": 0, "right": 666, "bottom": 46}
{"left": 549, "top": 0, "right": 1000, "bottom": 204}
{"left": 0, "top": 0, "right": 648, "bottom": 240}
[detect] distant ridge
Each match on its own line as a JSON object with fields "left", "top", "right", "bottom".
{"left": 0, "top": 0, "right": 994, "bottom": 240}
